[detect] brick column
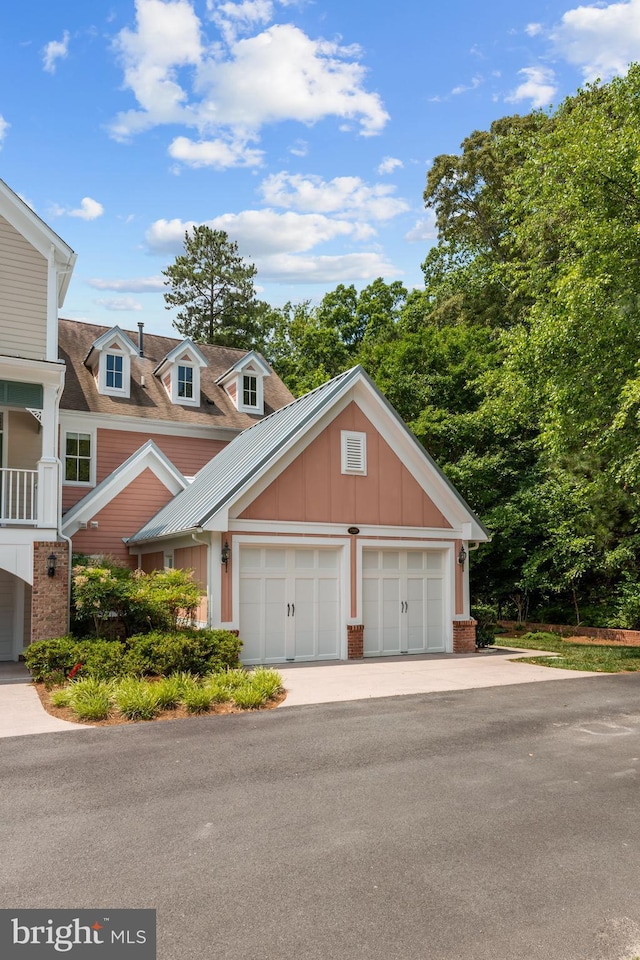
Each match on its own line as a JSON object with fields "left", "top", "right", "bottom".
{"left": 31, "top": 541, "right": 70, "bottom": 643}
{"left": 453, "top": 618, "right": 477, "bottom": 653}
{"left": 347, "top": 624, "right": 364, "bottom": 659}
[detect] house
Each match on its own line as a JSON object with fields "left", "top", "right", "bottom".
{"left": 0, "top": 178, "right": 488, "bottom": 662}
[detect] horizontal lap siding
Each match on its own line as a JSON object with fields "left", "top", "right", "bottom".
{"left": 0, "top": 216, "right": 47, "bottom": 359}
{"left": 240, "top": 402, "right": 451, "bottom": 528}
{"left": 96, "top": 429, "right": 226, "bottom": 482}
{"left": 70, "top": 469, "right": 176, "bottom": 566}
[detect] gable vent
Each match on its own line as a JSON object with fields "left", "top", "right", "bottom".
{"left": 341, "top": 431, "right": 367, "bottom": 476}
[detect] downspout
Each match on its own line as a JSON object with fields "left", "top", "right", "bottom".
{"left": 54, "top": 378, "right": 73, "bottom": 634}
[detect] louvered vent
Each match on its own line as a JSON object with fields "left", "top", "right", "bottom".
{"left": 341, "top": 431, "right": 367, "bottom": 475}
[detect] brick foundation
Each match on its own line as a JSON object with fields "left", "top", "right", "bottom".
{"left": 31, "top": 541, "right": 70, "bottom": 643}
{"left": 453, "top": 618, "right": 477, "bottom": 653}
{"left": 347, "top": 624, "right": 364, "bottom": 659}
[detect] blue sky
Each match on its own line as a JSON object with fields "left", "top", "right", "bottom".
{"left": 2, "top": 0, "right": 640, "bottom": 335}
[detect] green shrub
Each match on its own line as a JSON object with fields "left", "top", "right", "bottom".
{"left": 182, "top": 684, "right": 213, "bottom": 714}
{"left": 113, "top": 678, "right": 160, "bottom": 721}
{"left": 67, "top": 678, "right": 113, "bottom": 721}
{"left": 232, "top": 682, "right": 267, "bottom": 709}
{"left": 249, "top": 667, "right": 283, "bottom": 701}
{"left": 74, "top": 640, "right": 128, "bottom": 680}
{"left": 472, "top": 602, "right": 497, "bottom": 648}
{"left": 24, "top": 636, "right": 81, "bottom": 682}
{"left": 50, "top": 687, "right": 73, "bottom": 708}
{"left": 154, "top": 675, "right": 184, "bottom": 710}
{"left": 202, "top": 674, "right": 233, "bottom": 703}
{"left": 124, "top": 629, "right": 241, "bottom": 677}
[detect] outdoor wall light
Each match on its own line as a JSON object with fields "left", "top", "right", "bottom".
{"left": 221, "top": 541, "right": 230, "bottom": 570}
{"left": 47, "top": 553, "right": 57, "bottom": 577}
{"left": 457, "top": 545, "right": 467, "bottom": 568}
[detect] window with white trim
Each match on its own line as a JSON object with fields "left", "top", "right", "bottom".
{"left": 105, "top": 353, "right": 124, "bottom": 390}
{"left": 177, "top": 364, "right": 194, "bottom": 400}
{"left": 65, "top": 432, "right": 92, "bottom": 483}
{"left": 243, "top": 374, "right": 258, "bottom": 409}
{"left": 341, "top": 431, "right": 367, "bottom": 475}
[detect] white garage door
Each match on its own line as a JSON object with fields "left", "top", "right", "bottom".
{"left": 239, "top": 546, "right": 341, "bottom": 664}
{"left": 362, "top": 549, "right": 446, "bottom": 656}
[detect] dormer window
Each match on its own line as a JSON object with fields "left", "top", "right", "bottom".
{"left": 153, "top": 338, "right": 207, "bottom": 408}
{"left": 216, "top": 350, "right": 271, "bottom": 416}
{"left": 84, "top": 326, "right": 138, "bottom": 399}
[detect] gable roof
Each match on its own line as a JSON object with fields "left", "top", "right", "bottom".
{"left": 128, "top": 366, "right": 489, "bottom": 544}
{"left": 62, "top": 440, "right": 188, "bottom": 537}
{"left": 84, "top": 326, "right": 139, "bottom": 364}
{"left": 59, "top": 318, "right": 294, "bottom": 429}
{"left": 0, "top": 178, "right": 76, "bottom": 306}
{"left": 153, "top": 337, "right": 209, "bottom": 377}
{"left": 216, "top": 349, "right": 272, "bottom": 384}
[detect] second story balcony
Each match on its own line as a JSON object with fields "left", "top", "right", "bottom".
{"left": 0, "top": 468, "right": 38, "bottom": 524}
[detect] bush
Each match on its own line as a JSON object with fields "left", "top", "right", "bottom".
{"left": 67, "top": 678, "right": 113, "bottom": 721}
{"left": 472, "top": 602, "right": 497, "bottom": 648}
{"left": 113, "top": 678, "right": 160, "bottom": 721}
{"left": 123, "top": 629, "right": 241, "bottom": 677}
{"left": 182, "top": 685, "right": 213, "bottom": 714}
{"left": 24, "top": 636, "right": 80, "bottom": 682}
{"left": 232, "top": 682, "right": 267, "bottom": 709}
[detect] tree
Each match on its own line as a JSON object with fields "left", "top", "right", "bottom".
{"left": 163, "top": 225, "right": 261, "bottom": 348}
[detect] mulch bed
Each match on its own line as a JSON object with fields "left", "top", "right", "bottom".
{"left": 499, "top": 633, "right": 635, "bottom": 648}
{"left": 34, "top": 683, "right": 287, "bottom": 727}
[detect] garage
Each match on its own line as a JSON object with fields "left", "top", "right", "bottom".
{"left": 362, "top": 549, "right": 446, "bottom": 656}
{"left": 239, "top": 546, "right": 342, "bottom": 664}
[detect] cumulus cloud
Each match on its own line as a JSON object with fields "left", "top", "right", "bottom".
{"left": 43, "top": 31, "right": 70, "bottom": 74}
{"left": 377, "top": 156, "right": 403, "bottom": 175}
{"left": 404, "top": 210, "right": 437, "bottom": 243}
{"left": 525, "top": 22, "right": 544, "bottom": 37}
{"left": 506, "top": 66, "right": 557, "bottom": 108}
{"left": 88, "top": 276, "right": 165, "bottom": 292}
{"left": 552, "top": 0, "right": 640, "bottom": 81}
{"left": 0, "top": 115, "right": 9, "bottom": 148}
{"left": 95, "top": 297, "right": 144, "bottom": 312}
{"left": 51, "top": 197, "right": 104, "bottom": 220}
{"left": 168, "top": 134, "right": 263, "bottom": 168}
{"left": 254, "top": 251, "right": 398, "bottom": 283}
{"left": 259, "top": 172, "right": 409, "bottom": 220}
{"left": 451, "top": 74, "right": 483, "bottom": 95}
{"left": 110, "top": 0, "right": 388, "bottom": 161}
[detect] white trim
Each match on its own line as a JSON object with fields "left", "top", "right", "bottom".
{"left": 100, "top": 350, "right": 130, "bottom": 399}
{"left": 61, "top": 426, "right": 96, "bottom": 488}
{"left": 62, "top": 440, "right": 187, "bottom": 536}
{"left": 13, "top": 577, "right": 25, "bottom": 661}
{"left": 228, "top": 518, "right": 464, "bottom": 539}
{"left": 237, "top": 372, "right": 263, "bottom": 415}
{"left": 58, "top": 408, "right": 240, "bottom": 442}
{"left": 0, "top": 356, "right": 66, "bottom": 388}
{"left": 341, "top": 430, "right": 367, "bottom": 475}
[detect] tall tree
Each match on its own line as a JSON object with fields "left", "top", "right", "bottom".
{"left": 163, "top": 225, "right": 261, "bottom": 348}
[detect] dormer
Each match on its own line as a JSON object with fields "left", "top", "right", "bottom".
{"left": 153, "top": 338, "right": 208, "bottom": 407}
{"left": 84, "top": 326, "right": 138, "bottom": 398}
{"left": 216, "top": 351, "right": 271, "bottom": 416}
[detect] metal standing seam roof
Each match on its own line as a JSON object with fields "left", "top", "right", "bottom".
{"left": 128, "top": 365, "right": 361, "bottom": 543}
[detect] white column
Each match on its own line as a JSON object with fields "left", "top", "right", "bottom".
{"left": 37, "top": 382, "right": 61, "bottom": 528}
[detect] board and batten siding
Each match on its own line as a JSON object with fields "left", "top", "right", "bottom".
{"left": 70, "top": 468, "right": 176, "bottom": 566}
{"left": 0, "top": 215, "right": 48, "bottom": 360}
{"left": 239, "top": 402, "right": 452, "bottom": 528}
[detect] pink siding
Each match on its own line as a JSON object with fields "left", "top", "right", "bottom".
{"left": 175, "top": 545, "right": 208, "bottom": 622}
{"left": 140, "top": 552, "right": 164, "bottom": 573}
{"left": 240, "top": 403, "right": 452, "bottom": 528}
{"left": 71, "top": 469, "right": 176, "bottom": 566}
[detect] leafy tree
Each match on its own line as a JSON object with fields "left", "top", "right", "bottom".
{"left": 163, "top": 225, "right": 261, "bottom": 348}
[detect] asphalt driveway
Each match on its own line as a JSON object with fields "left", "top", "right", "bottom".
{"left": 3, "top": 676, "right": 640, "bottom": 960}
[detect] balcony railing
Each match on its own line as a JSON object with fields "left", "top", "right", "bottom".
{"left": 0, "top": 468, "right": 38, "bottom": 525}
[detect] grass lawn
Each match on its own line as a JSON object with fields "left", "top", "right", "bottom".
{"left": 496, "top": 631, "right": 640, "bottom": 673}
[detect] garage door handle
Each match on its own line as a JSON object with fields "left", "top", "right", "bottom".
{"left": 291, "top": 603, "right": 295, "bottom": 616}
{"left": 287, "top": 603, "right": 290, "bottom": 616}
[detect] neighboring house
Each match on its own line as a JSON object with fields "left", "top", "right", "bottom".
{"left": 0, "top": 178, "right": 489, "bottom": 663}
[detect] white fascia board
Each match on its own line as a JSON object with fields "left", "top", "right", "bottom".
{"left": 154, "top": 338, "right": 208, "bottom": 377}
{"left": 129, "top": 531, "right": 211, "bottom": 556}
{"left": 229, "top": 519, "right": 466, "bottom": 540}
{"left": 216, "top": 350, "right": 271, "bottom": 385}
{"left": 87, "top": 326, "right": 138, "bottom": 358}
{"left": 58, "top": 408, "right": 241, "bottom": 442}
{"left": 0, "top": 355, "right": 66, "bottom": 388}
{"left": 0, "top": 179, "right": 75, "bottom": 266}
{"left": 62, "top": 441, "right": 188, "bottom": 536}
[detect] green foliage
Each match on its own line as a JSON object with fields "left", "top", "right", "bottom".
{"left": 67, "top": 678, "right": 113, "bottom": 721}
{"left": 499, "top": 632, "right": 640, "bottom": 673}
{"left": 182, "top": 685, "right": 214, "bottom": 714}
{"left": 231, "top": 682, "right": 267, "bottom": 709}
{"left": 123, "top": 629, "right": 241, "bottom": 677}
{"left": 24, "top": 636, "right": 81, "bottom": 682}
{"left": 162, "top": 225, "right": 262, "bottom": 348}
{"left": 153, "top": 675, "right": 185, "bottom": 710}
{"left": 113, "top": 678, "right": 161, "bottom": 721}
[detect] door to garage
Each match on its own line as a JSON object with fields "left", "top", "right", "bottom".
{"left": 362, "top": 549, "right": 446, "bottom": 656}
{"left": 239, "top": 546, "right": 341, "bottom": 664}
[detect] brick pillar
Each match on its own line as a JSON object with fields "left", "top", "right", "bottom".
{"left": 453, "top": 618, "right": 477, "bottom": 653}
{"left": 31, "top": 542, "right": 70, "bottom": 643}
{"left": 347, "top": 624, "right": 364, "bottom": 659}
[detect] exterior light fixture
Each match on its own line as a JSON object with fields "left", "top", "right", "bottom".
{"left": 457, "top": 545, "right": 467, "bottom": 568}
{"left": 221, "top": 541, "right": 230, "bottom": 570}
{"left": 47, "top": 553, "right": 57, "bottom": 577}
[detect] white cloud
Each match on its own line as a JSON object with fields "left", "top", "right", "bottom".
{"left": 377, "top": 156, "right": 403, "bottom": 175}
{"left": 43, "top": 31, "right": 70, "bottom": 74}
{"left": 506, "top": 66, "right": 557, "bottom": 108}
{"left": 168, "top": 134, "right": 263, "bottom": 167}
{"left": 404, "top": 211, "right": 437, "bottom": 243}
{"left": 110, "top": 0, "right": 388, "bottom": 155}
{"left": 259, "top": 172, "right": 409, "bottom": 220}
{"left": 289, "top": 139, "right": 308, "bottom": 157}
{"left": 0, "top": 115, "right": 9, "bottom": 148}
{"left": 70, "top": 197, "right": 105, "bottom": 220}
{"left": 552, "top": 0, "right": 640, "bottom": 81}
{"left": 451, "top": 74, "right": 483, "bottom": 95}
{"left": 88, "top": 276, "right": 165, "bottom": 292}
{"left": 146, "top": 209, "right": 375, "bottom": 257}
{"left": 525, "top": 22, "right": 544, "bottom": 37}
{"left": 95, "top": 297, "right": 144, "bottom": 312}
{"left": 256, "top": 251, "right": 398, "bottom": 283}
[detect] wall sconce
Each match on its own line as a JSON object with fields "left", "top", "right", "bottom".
{"left": 47, "top": 553, "right": 57, "bottom": 578}
{"left": 457, "top": 545, "right": 467, "bottom": 569}
{"left": 221, "top": 540, "right": 230, "bottom": 571}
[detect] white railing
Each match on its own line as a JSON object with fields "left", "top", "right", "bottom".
{"left": 0, "top": 469, "right": 38, "bottom": 525}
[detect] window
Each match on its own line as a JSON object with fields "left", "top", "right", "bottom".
{"left": 341, "top": 431, "right": 367, "bottom": 475}
{"left": 177, "top": 365, "right": 194, "bottom": 399}
{"left": 105, "top": 353, "right": 123, "bottom": 390}
{"left": 65, "top": 432, "right": 92, "bottom": 483}
{"left": 243, "top": 374, "right": 258, "bottom": 408}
